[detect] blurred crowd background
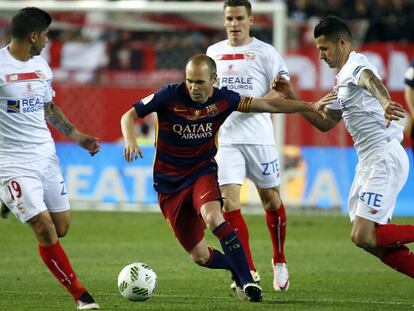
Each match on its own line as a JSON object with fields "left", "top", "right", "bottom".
{"left": 0, "top": 0, "right": 412, "bottom": 147}
{"left": 0, "top": 0, "right": 413, "bottom": 80}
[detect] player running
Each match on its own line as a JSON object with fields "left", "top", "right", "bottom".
{"left": 121, "top": 54, "right": 334, "bottom": 302}
{"left": 276, "top": 16, "right": 414, "bottom": 279}
{"left": 0, "top": 7, "right": 100, "bottom": 309}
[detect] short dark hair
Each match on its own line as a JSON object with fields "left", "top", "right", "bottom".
{"left": 314, "top": 16, "right": 352, "bottom": 42}
{"left": 223, "top": 0, "right": 252, "bottom": 16}
{"left": 186, "top": 54, "right": 217, "bottom": 78}
{"left": 11, "top": 7, "right": 52, "bottom": 40}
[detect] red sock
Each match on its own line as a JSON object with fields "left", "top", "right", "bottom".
{"left": 375, "top": 224, "right": 414, "bottom": 247}
{"left": 265, "top": 204, "right": 286, "bottom": 263}
{"left": 38, "top": 241, "right": 85, "bottom": 301}
{"left": 223, "top": 209, "right": 255, "bottom": 271}
{"left": 380, "top": 245, "right": 414, "bottom": 278}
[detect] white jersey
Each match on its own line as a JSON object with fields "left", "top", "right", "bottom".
{"left": 328, "top": 51, "right": 403, "bottom": 160}
{"left": 0, "top": 46, "right": 55, "bottom": 165}
{"left": 207, "top": 37, "right": 289, "bottom": 145}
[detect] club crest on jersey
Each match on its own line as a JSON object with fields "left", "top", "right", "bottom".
{"left": 206, "top": 104, "right": 218, "bottom": 117}
{"left": 26, "top": 83, "right": 33, "bottom": 94}
{"left": 244, "top": 51, "right": 256, "bottom": 60}
{"left": 224, "top": 64, "right": 236, "bottom": 75}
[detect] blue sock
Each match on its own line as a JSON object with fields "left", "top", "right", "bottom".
{"left": 202, "top": 247, "right": 232, "bottom": 270}
{"left": 200, "top": 247, "right": 241, "bottom": 286}
{"left": 213, "top": 221, "right": 253, "bottom": 285}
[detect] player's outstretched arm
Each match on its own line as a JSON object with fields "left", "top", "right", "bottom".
{"left": 358, "top": 69, "right": 406, "bottom": 127}
{"left": 272, "top": 76, "right": 340, "bottom": 131}
{"left": 242, "top": 92, "right": 336, "bottom": 115}
{"left": 121, "top": 107, "right": 143, "bottom": 163}
{"left": 44, "top": 101, "right": 100, "bottom": 156}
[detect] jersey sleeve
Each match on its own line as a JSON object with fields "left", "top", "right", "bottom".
{"left": 44, "top": 80, "right": 55, "bottom": 102}
{"left": 43, "top": 60, "right": 55, "bottom": 102}
{"left": 266, "top": 46, "right": 290, "bottom": 81}
{"left": 325, "top": 100, "right": 342, "bottom": 110}
{"left": 220, "top": 87, "right": 243, "bottom": 112}
{"left": 350, "top": 57, "right": 380, "bottom": 86}
{"left": 404, "top": 59, "right": 414, "bottom": 88}
{"left": 133, "top": 86, "right": 168, "bottom": 118}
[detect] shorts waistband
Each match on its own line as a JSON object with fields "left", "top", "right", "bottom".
{"left": 359, "top": 138, "right": 400, "bottom": 166}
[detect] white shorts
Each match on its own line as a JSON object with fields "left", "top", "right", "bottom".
{"left": 0, "top": 154, "right": 70, "bottom": 223}
{"left": 216, "top": 144, "right": 280, "bottom": 188}
{"left": 348, "top": 139, "right": 409, "bottom": 224}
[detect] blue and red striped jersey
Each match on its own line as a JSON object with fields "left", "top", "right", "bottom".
{"left": 134, "top": 82, "right": 243, "bottom": 193}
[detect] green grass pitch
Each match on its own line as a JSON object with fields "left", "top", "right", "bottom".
{"left": 0, "top": 211, "right": 412, "bottom": 311}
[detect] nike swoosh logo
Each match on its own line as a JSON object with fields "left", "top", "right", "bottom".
{"left": 200, "top": 191, "right": 212, "bottom": 199}
{"left": 224, "top": 236, "right": 237, "bottom": 245}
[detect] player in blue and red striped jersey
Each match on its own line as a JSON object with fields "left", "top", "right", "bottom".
{"left": 121, "top": 54, "right": 334, "bottom": 302}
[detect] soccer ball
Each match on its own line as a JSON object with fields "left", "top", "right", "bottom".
{"left": 117, "top": 262, "right": 157, "bottom": 301}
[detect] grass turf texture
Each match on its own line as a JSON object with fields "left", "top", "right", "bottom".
{"left": 0, "top": 211, "right": 413, "bottom": 311}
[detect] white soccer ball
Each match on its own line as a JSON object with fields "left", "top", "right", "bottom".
{"left": 117, "top": 262, "right": 157, "bottom": 301}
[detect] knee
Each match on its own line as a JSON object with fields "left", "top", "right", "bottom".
{"left": 56, "top": 223, "right": 70, "bottom": 238}
{"left": 203, "top": 213, "right": 221, "bottom": 231}
{"left": 191, "top": 252, "right": 210, "bottom": 266}
{"left": 32, "top": 220, "right": 57, "bottom": 245}
{"left": 222, "top": 196, "right": 238, "bottom": 213}
{"left": 263, "top": 199, "right": 280, "bottom": 211}
{"left": 262, "top": 192, "right": 282, "bottom": 211}
{"left": 257, "top": 185, "right": 282, "bottom": 212}
{"left": 350, "top": 231, "right": 376, "bottom": 248}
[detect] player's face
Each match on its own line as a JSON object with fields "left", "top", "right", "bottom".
{"left": 315, "top": 35, "right": 342, "bottom": 69}
{"left": 224, "top": 6, "right": 253, "bottom": 46}
{"left": 185, "top": 63, "right": 216, "bottom": 104}
{"left": 30, "top": 28, "right": 49, "bottom": 56}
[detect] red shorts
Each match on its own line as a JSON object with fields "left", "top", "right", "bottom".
{"left": 158, "top": 174, "right": 222, "bottom": 252}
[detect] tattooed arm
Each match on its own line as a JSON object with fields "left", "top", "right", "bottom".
{"left": 44, "top": 101, "right": 100, "bottom": 155}
{"left": 44, "top": 101, "right": 75, "bottom": 137}
{"left": 358, "top": 69, "right": 406, "bottom": 127}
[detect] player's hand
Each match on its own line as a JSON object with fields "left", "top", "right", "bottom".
{"left": 124, "top": 140, "right": 143, "bottom": 163}
{"left": 382, "top": 100, "right": 406, "bottom": 128}
{"left": 76, "top": 133, "right": 100, "bottom": 156}
{"left": 271, "top": 76, "right": 295, "bottom": 99}
{"left": 312, "top": 92, "right": 337, "bottom": 119}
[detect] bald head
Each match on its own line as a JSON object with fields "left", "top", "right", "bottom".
{"left": 185, "top": 54, "right": 217, "bottom": 103}
{"left": 185, "top": 54, "right": 217, "bottom": 79}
